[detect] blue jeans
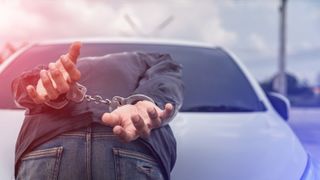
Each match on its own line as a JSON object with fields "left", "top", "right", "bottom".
{"left": 16, "top": 123, "right": 164, "bottom": 180}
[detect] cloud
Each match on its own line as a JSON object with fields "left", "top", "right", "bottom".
{"left": 0, "top": 0, "right": 237, "bottom": 47}
{"left": 249, "top": 33, "right": 271, "bottom": 55}
{"left": 0, "top": 2, "right": 43, "bottom": 41}
{"left": 1, "top": 0, "right": 318, "bottom": 83}
{"left": 200, "top": 20, "right": 237, "bottom": 46}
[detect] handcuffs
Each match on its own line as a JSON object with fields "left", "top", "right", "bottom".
{"left": 45, "top": 83, "right": 155, "bottom": 111}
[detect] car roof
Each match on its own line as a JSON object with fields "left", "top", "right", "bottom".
{"left": 36, "top": 37, "right": 218, "bottom": 49}
{"left": 0, "top": 38, "right": 221, "bottom": 76}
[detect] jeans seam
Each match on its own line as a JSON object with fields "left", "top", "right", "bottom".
{"left": 113, "top": 148, "right": 121, "bottom": 180}
{"left": 93, "top": 134, "right": 116, "bottom": 138}
{"left": 113, "top": 148, "right": 157, "bottom": 164}
{"left": 51, "top": 147, "right": 63, "bottom": 180}
{"left": 136, "top": 165, "right": 153, "bottom": 177}
{"left": 86, "top": 127, "right": 92, "bottom": 180}
{"left": 60, "top": 133, "right": 86, "bottom": 137}
{"left": 21, "top": 147, "right": 62, "bottom": 160}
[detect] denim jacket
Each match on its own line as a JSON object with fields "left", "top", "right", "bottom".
{"left": 12, "top": 52, "right": 184, "bottom": 179}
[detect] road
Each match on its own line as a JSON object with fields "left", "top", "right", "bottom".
{"left": 288, "top": 108, "right": 320, "bottom": 162}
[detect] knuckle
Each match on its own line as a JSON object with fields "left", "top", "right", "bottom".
{"left": 149, "top": 108, "right": 157, "bottom": 117}
{"left": 136, "top": 123, "right": 144, "bottom": 130}
{"left": 62, "top": 56, "right": 72, "bottom": 66}
{"left": 71, "top": 71, "right": 81, "bottom": 81}
{"left": 58, "top": 85, "right": 70, "bottom": 94}
{"left": 51, "top": 70, "right": 61, "bottom": 78}
{"left": 48, "top": 93, "right": 58, "bottom": 100}
{"left": 42, "top": 78, "right": 51, "bottom": 86}
{"left": 48, "top": 63, "right": 55, "bottom": 69}
{"left": 64, "top": 62, "right": 73, "bottom": 71}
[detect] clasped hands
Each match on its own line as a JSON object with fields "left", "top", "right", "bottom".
{"left": 26, "top": 42, "right": 173, "bottom": 142}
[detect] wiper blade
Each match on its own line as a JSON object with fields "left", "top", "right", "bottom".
{"left": 180, "top": 105, "right": 255, "bottom": 112}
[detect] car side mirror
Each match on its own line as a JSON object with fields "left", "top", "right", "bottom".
{"left": 266, "top": 92, "right": 290, "bottom": 121}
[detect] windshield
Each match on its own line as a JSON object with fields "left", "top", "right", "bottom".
{"left": 0, "top": 43, "right": 266, "bottom": 112}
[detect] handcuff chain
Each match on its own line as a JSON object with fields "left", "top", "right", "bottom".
{"left": 84, "top": 94, "right": 111, "bottom": 105}
{"left": 72, "top": 84, "right": 154, "bottom": 112}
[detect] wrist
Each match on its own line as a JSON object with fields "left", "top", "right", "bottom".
{"left": 66, "top": 82, "right": 87, "bottom": 102}
{"left": 109, "top": 94, "right": 155, "bottom": 112}
{"left": 44, "top": 94, "right": 69, "bottom": 109}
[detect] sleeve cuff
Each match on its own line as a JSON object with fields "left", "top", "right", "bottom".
{"left": 44, "top": 83, "right": 87, "bottom": 109}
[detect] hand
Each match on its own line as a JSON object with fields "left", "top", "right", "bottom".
{"left": 101, "top": 101, "right": 174, "bottom": 142}
{"left": 26, "top": 42, "right": 82, "bottom": 104}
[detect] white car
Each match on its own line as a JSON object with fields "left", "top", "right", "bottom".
{"left": 0, "top": 39, "right": 319, "bottom": 180}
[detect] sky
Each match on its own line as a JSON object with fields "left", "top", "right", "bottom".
{"left": 0, "top": 0, "right": 319, "bottom": 84}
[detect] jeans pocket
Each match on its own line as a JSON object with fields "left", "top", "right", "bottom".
{"left": 113, "top": 148, "right": 164, "bottom": 180}
{"left": 17, "top": 146, "right": 63, "bottom": 180}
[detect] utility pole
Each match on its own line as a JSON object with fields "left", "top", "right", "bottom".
{"left": 275, "top": 0, "right": 288, "bottom": 96}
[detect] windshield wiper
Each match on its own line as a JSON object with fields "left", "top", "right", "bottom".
{"left": 180, "top": 105, "right": 255, "bottom": 112}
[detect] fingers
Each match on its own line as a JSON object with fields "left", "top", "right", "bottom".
{"left": 132, "top": 115, "right": 150, "bottom": 138}
{"left": 102, "top": 103, "right": 174, "bottom": 142}
{"left": 159, "top": 103, "right": 174, "bottom": 121}
{"left": 26, "top": 85, "right": 46, "bottom": 104}
{"left": 30, "top": 42, "right": 81, "bottom": 104}
{"left": 48, "top": 63, "right": 70, "bottom": 94}
{"left": 113, "top": 125, "right": 137, "bottom": 143}
{"left": 103, "top": 113, "right": 139, "bottom": 142}
{"left": 102, "top": 113, "right": 121, "bottom": 127}
{"left": 103, "top": 112, "right": 150, "bottom": 141}
{"left": 147, "top": 107, "right": 161, "bottom": 128}
{"left": 40, "top": 70, "right": 59, "bottom": 100}
{"left": 60, "top": 55, "right": 81, "bottom": 82}
{"left": 67, "top": 41, "right": 81, "bottom": 64}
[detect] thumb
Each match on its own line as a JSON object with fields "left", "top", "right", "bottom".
{"left": 67, "top": 41, "right": 82, "bottom": 64}
{"left": 159, "top": 103, "right": 174, "bottom": 121}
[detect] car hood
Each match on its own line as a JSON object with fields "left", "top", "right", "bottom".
{"left": 0, "top": 110, "right": 308, "bottom": 180}
{"left": 0, "top": 110, "right": 24, "bottom": 180}
{"left": 170, "top": 112, "right": 307, "bottom": 180}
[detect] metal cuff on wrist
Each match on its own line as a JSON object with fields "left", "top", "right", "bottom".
{"left": 109, "top": 94, "right": 155, "bottom": 112}
{"left": 56, "top": 82, "right": 155, "bottom": 112}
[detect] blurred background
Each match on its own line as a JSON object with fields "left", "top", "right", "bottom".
{"left": 0, "top": 0, "right": 319, "bottom": 159}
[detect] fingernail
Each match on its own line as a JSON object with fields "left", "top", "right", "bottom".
{"left": 150, "top": 108, "right": 157, "bottom": 118}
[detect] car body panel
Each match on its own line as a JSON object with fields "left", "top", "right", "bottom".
{"left": 0, "top": 110, "right": 24, "bottom": 180}
{"left": 171, "top": 112, "right": 307, "bottom": 180}
{"left": 0, "top": 39, "right": 315, "bottom": 179}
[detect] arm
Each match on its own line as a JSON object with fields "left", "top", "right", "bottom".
{"left": 12, "top": 65, "right": 47, "bottom": 113}
{"left": 133, "top": 52, "right": 184, "bottom": 123}
{"left": 12, "top": 42, "right": 82, "bottom": 113}
{"left": 102, "top": 52, "right": 184, "bottom": 142}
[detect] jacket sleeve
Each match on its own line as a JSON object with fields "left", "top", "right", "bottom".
{"left": 11, "top": 65, "right": 47, "bottom": 114}
{"left": 133, "top": 52, "right": 184, "bottom": 124}
{"left": 11, "top": 65, "right": 70, "bottom": 114}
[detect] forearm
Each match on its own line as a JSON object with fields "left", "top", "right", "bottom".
{"left": 133, "top": 53, "right": 184, "bottom": 125}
